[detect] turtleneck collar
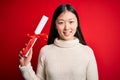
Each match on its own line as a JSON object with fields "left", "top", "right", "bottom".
{"left": 54, "top": 38, "right": 80, "bottom": 48}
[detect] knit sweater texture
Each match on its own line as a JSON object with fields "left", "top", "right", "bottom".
{"left": 19, "top": 38, "right": 98, "bottom": 80}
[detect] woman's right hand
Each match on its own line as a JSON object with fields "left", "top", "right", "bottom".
{"left": 19, "top": 48, "right": 33, "bottom": 67}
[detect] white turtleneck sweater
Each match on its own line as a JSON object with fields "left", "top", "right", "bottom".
{"left": 19, "top": 38, "right": 98, "bottom": 80}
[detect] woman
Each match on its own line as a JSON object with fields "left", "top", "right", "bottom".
{"left": 19, "top": 4, "right": 98, "bottom": 80}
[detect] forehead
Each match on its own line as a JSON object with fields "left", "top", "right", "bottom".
{"left": 57, "top": 10, "right": 77, "bottom": 20}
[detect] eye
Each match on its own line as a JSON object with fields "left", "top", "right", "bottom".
{"left": 69, "top": 21, "right": 74, "bottom": 24}
{"left": 58, "top": 21, "right": 64, "bottom": 25}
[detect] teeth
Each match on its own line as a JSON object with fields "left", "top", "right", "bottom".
{"left": 63, "top": 31, "right": 72, "bottom": 36}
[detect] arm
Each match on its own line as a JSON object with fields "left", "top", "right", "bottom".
{"left": 36, "top": 48, "right": 46, "bottom": 80}
{"left": 19, "top": 48, "right": 39, "bottom": 80}
{"left": 86, "top": 47, "right": 99, "bottom": 80}
{"left": 19, "top": 47, "right": 46, "bottom": 80}
{"left": 19, "top": 62, "right": 39, "bottom": 80}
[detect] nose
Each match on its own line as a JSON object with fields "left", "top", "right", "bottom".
{"left": 64, "top": 22, "right": 69, "bottom": 30}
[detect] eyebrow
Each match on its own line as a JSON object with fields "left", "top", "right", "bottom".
{"left": 57, "top": 18, "right": 75, "bottom": 21}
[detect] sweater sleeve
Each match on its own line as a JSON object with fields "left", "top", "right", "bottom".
{"left": 86, "top": 46, "right": 99, "bottom": 80}
{"left": 36, "top": 47, "right": 46, "bottom": 80}
{"left": 19, "top": 47, "right": 46, "bottom": 80}
{"left": 19, "top": 62, "right": 39, "bottom": 80}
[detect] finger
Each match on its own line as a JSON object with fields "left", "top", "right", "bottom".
{"left": 19, "top": 55, "right": 25, "bottom": 66}
{"left": 18, "top": 54, "right": 24, "bottom": 60}
{"left": 22, "top": 48, "right": 25, "bottom": 51}
{"left": 30, "top": 48, "right": 33, "bottom": 53}
{"left": 25, "top": 43, "right": 28, "bottom": 47}
{"left": 19, "top": 51, "right": 22, "bottom": 54}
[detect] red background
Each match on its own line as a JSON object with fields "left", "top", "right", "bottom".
{"left": 0, "top": 0, "right": 120, "bottom": 80}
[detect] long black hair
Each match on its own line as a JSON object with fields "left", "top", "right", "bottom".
{"left": 47, "top": 4, "right": 86, "bottom": 45}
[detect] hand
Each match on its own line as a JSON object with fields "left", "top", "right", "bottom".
{"left": 19, "top": 48, "right": 33, "bottom": 66}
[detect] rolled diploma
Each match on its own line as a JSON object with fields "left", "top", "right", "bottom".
{"left": 22, "top": 15, "right": 48, "bottom": 57}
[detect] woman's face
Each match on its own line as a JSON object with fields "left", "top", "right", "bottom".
{"left": 55, "top": 10, "right": 78, "bottom": 41}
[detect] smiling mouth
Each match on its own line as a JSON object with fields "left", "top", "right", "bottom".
{"left": 63, "top": 31, "right": 72, "bottom": 36}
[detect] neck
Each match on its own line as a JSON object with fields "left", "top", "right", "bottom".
{"left": 54, "top": 37, "right": 80, "bottom": 48}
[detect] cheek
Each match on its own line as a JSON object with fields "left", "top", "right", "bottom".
{"left": 72, "top": 28, "right": 77, "bottom": 35}
{"left": 56, "top": 27, "right": 62, "bottom": 36}
{"left": 56, "top": 24, "right": 63, "bottom": 32}
{"left": 57, "top": 28, "right": 63, "bottom": 34}
{"left": 72, "top": 24, "right": 77, "bottom": 32}
{"left": 71, "top": 21, "right": 78, "bottom": 30}
{"left": 73, "top": 26, "right": 77, "bottom": 30}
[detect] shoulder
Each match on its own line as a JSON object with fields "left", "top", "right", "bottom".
{"left": 40, "top": 44, "right": 54, "bottom": 51}
{"left": 78, "top": 43, "right": 93, "bottom": 52}
{"left": 39, "top": 44, "right": 54, "bottom": 56}
{"left": 79, "top": 44, "right": 94, "bottom": 56}
{"left": 84, "top": 45, "right": 94, "bottom": 54}
{"left": 83, "top": 45, "right": 96, "bottom": 60}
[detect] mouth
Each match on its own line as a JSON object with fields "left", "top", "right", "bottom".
{"left": 63, "top": 30, "right": 72, "bottom": 36}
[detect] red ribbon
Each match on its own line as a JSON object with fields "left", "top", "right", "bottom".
{"left": 27, "top": 33, "right": 48, "bottom": 41}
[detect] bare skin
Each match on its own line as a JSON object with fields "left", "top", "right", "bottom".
{"left": 19, "top": 48, "right": 33, "bottom": 66}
